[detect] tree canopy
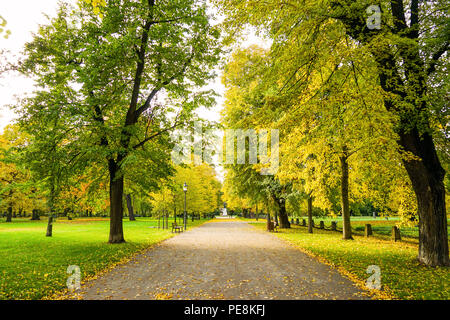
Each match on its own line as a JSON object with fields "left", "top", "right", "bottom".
{"left": 215, "top": 0, "right": 449, "bottom": 266}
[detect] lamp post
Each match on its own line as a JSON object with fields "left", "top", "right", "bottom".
{"left": 183, "top": 182, "right": 187, "bottom": 231}
{"left": 173, "top": 194, "right": 177, "bottom": 225}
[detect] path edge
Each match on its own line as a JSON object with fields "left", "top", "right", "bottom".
{"left": 244, "top": 221, "right": 397, "bottom": 300}
{"left": 43, "top": 219, "right": 213, "bottom": 300}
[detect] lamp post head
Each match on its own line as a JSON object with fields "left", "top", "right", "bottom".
{"left": 183, "top": 182, "right": 187, "bottom": 192}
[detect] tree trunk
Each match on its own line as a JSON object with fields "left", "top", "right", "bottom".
{"left": 307, "top": 195, "right": 313, "bottom": 234}
{"left": 331, "top": 0, "right": 449, "bottom": 267}
{"left": 46, "top": 215, "right": 53, "bottom": 237}
{"left": 126, "top": 193, "right": 136, "bottom": 221}
{"left": 365, "top": 224, "right": 373, "bottom": 237}
{"left": 340, "top": 149, "right": 353, "bottom": 240}
{"left": 6, "top": 207, "right": 12, "bottom": 222}
{"left": 174, "top": 206, "right": 177, "bottom": 224}
{"left": 277, "top": 199, "right": 290, "bottom": 228}
{"left": 31, "top": 209, "right": 40, "bottom": 220}
{"left": 62, "top": 208, "right": 69, "bottom": 217}
{"left": 331, "top": 221, "right": 337, "bottom": 231}
{"left": 109, "top": 161, "right": 125, "bottom": 243}
{"left": 166, "top": 211, "right": 169, "bottom": 228}
{"left": 400, "top": 130, "right": 449, "bottom": 266}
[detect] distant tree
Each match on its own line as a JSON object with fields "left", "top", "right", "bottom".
{"left": 0, "top": 125, "right": 33, "bottom": 221}
{"left": 150, "top": 164, "right": 222, "bottom": 219}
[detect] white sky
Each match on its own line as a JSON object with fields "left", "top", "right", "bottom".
{"left": 0, "top": 1, "right": 270, "bottom": 181}
{"left": 0, "top": 0, "right": 76, "bottom": 131}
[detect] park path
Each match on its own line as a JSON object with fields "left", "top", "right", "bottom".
{"left": 68, "top": 219, "right": 370, "bottom": 300}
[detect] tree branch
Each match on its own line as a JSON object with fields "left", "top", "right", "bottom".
{"left": 427, "top": 41, "right": 449, "bottom": 75}
{"left": 409, "top": 0, "right": 420, "bottom": 39}
{"left": 133, "top": 119, "right": 183, "bottom": 150}
{"left": 135, "top": 53, "right": 194, "bottom": 119}
{"left": 390, "top": 0, "right": 407, "bottom": 33}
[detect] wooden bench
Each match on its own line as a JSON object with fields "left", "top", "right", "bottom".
{"left": 171, "top": 223, "right": 183, "bottom": 233}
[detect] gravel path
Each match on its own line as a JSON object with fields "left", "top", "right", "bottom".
{"left": 68, "top": 219, "right": 370, "bottom": 300}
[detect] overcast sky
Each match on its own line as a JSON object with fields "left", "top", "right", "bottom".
{"left": 0, "top": 0, "right": 75, "bottom": 131}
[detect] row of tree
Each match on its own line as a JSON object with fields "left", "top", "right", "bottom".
{"left": 0, "top": 122, "right": 222, "bottom": 220}
{"left": 216, "top": 0, "right": 449, "bottom": 267}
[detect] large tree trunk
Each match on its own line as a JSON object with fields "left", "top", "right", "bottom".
{"left": 376, "top": 52, "right": 448, "bottom": 265}
{"left": 400, "top": 129, "right": 449, "bottom": 266}
{"left": 6, "top": 207, "right": 12, "bottom": 222}
{"left": 340, "top": 148, "right": 353, "bottom": 240}
{"left": 277, "top": 199, "right": 290, "bottom": 228}
{"left": 126, "top": 193, "right": 136, "bottom": 221}
{"left": 307, "top": 195, "right": 313, "bottom": 234}
{"left": 328, "top": 0, "right": 449, "bottom": 266}
{"left": 109, "top": 161, "right": 125, "bottom": 243}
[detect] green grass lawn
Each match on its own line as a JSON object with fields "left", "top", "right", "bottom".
{"left": 0, "top": 217, "right": 208, "bottom": 300}
{"left": 248, "top": 221, "right": 450, "bottom": 300}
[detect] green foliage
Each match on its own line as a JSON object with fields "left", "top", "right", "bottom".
{"left": 216, "top": 0, "right": 449, "bottom": 241}
{"left": 0, "top": 125, "right": 45, "bottom": 216}
{"left": 150, "top": 164, "right": 222, "bottom": 217}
